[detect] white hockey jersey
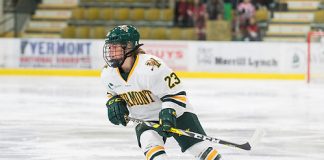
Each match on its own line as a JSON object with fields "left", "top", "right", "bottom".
{"left": 101, "top": 53, "right": 193, "bottom": 121}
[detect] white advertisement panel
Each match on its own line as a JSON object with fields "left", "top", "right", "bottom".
{"left": 142, "top": 40, "right": 189, "bottom": 71}
{"left": 188, "top": 41, "right": 306, "bottom": 74}
{"left": 17, "top": 38, "right": 104, "bottom": 69}
{"left": 278, "top": 42, "right": 307, "bottom": 74}
{"left": 0, "top": 38, "right": 20, "bottom": 68}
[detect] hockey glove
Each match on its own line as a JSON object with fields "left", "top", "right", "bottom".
{"left": 157, "top": 108, "right": 177, "bottom": 138}
{"left": 106, "top": 95, "right": 129, "bottom": 126}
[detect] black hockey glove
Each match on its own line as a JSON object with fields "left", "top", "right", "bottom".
{"left": 106, "top": 95, "right": 129, "bottom": 126}
{"left": 156, "top": 108, "right": 177, "bottom": 138}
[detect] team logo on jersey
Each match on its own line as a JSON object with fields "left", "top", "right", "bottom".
{"left": 145, "top": 58, "right": 161, "bottom": 71}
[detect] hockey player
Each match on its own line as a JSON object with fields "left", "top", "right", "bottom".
{"left": 101, "top": 25, "right": 222, "bottom": 160}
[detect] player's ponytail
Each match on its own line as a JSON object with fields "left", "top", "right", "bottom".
{"left": 136, "top": 48, "right": 146, "bottom": 55}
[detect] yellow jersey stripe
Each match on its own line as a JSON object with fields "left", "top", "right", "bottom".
{"left": 171, "top": 95, "right": 187, "bottom": 103}
{"left": 127, "top": 54, "right": 139, "bottom": 82}
{"left": 206, "top": 149, "right": 218, "bottom": 160}
{"left": 146, "top": 146, "right": 165, "bottom": 160}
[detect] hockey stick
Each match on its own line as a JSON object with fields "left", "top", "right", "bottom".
{"left": 125, "top": 116, "right": 252, "bottom": 151}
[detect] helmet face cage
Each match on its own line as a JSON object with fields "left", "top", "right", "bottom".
{"left": 103, "top": 25, "right": 140, "bottom": 68}
{"left": 103, "top": 43, "right": 127, "bottom": 68}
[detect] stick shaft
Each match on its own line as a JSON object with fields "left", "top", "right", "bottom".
{"left": 126, "top": 116, "right": 251, "bottom": 151}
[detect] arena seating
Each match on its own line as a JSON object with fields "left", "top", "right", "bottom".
{"left": 264, "top": 0, "right": 324, "bottom": 42}
{"left": 5, "top": 0, "right": 323, "bottom": 42}
{"left": 22, "top": 0, "right": 190, "bottom": 40}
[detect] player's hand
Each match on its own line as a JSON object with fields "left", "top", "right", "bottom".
{"left": 106, "top": 95, "right": 129, "bottom": 126}
{"left": 156, "top": 108, "right": 177, "bottom": 137}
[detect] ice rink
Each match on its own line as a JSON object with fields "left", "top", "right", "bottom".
{"left": 1, "top": 76, "right": 324, "bottom": 160}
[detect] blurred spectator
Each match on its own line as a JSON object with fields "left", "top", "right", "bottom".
{"left": 206, "top": 0, "right": 224, "bottom": 20}
{"left": 253, "top": 0, "right": 274, "bottom": 9}
{"left": 243, "top": 17, "right": 261, "bottom": 41}
{"left": 237, "top": 0, "right": 256, "bottom": 28}
{"left": 187, "top": 0, "right": 208, "bottom": 40}
{"left": 224, "top": 0, "right": 240, "bottom": 9}
{"left": 175, "top": 0, "right": 190, "bottom": 27}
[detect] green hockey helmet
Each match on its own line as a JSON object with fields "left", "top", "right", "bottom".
{"left": 105, "top": 25, "right": 140, "bottom": 47}
{"left": 103, "top": 25, "right": 142, "bottom": 68}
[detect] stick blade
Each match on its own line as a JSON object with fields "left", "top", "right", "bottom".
{"left": 238, "top": 142, "right": 251, "bottom": 150}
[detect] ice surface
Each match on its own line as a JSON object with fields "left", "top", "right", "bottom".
{"left": 0, "top": 76, "right": 324, "bottom": 160}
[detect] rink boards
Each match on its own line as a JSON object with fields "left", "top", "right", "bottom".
{"left": 0, "top": 38, "right": 308, "bottom": 80}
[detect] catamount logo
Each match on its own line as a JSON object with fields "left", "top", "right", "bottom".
{"left": 119, "top": 25, "right": 129, "bottom": 32}
{"left": 145, "top": 58, "right": 161, "bottom": 71}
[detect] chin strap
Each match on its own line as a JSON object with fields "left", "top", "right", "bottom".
{"left": 125, "top": 44, "right": 144, "bottom": 58}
